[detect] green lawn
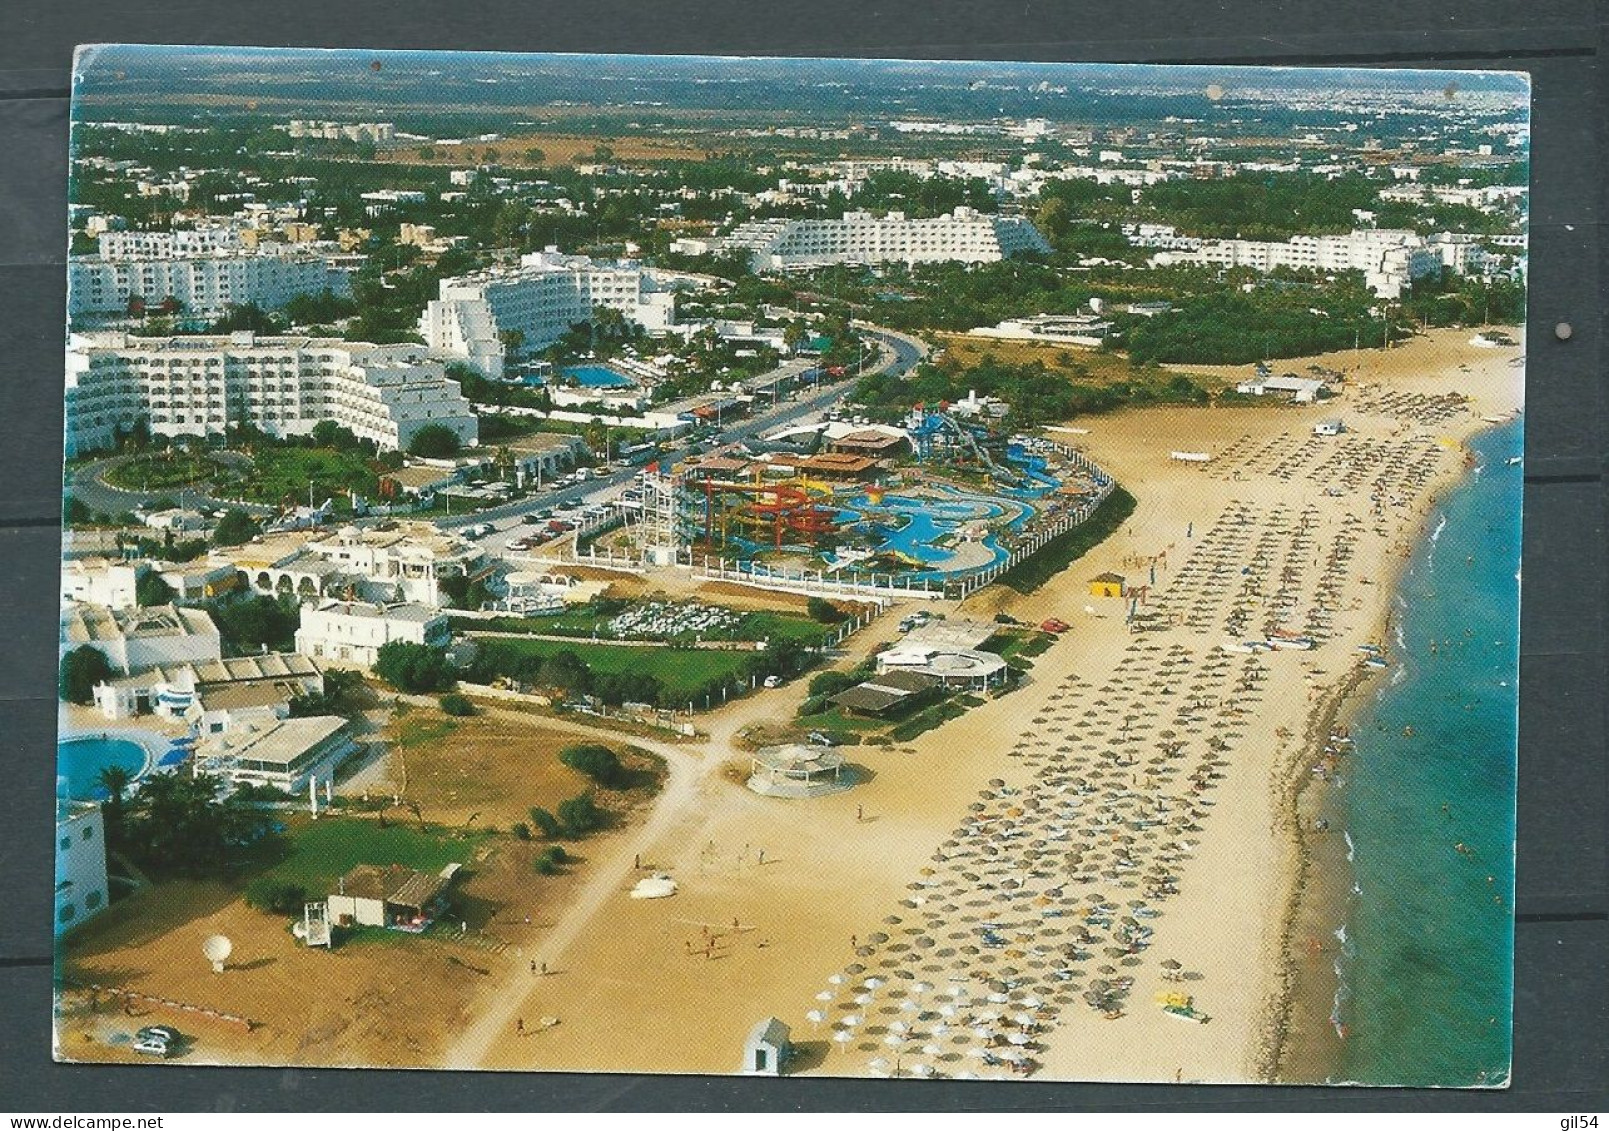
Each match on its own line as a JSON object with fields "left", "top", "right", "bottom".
{"left": 232, "top": 448, "right": 379, "bottom": 507}
{"left": 460, "top": 605, "right": 832, "bottom": 646}
{"left": 103, "top": 452, "right": 214, "bottom": 491}
{"left": 258, "top": 816, "right": 481, "bottom": 895}
{"left": 482, "top": 637, "right": 755, "bottom": 701}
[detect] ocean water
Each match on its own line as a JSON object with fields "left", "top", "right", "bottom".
{"left": 1334, "top": 418, "right": 1521, "bottom": 1086}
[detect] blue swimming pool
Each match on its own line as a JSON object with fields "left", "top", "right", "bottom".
{"left": 57, "top": 736, "right": 151, "bottom": 802}
{"left": 562, "top": 364, "right": 637, "bottom": 389}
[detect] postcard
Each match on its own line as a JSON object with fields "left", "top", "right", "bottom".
{"left": 55, "top": 46, "right": 1525, "bottom": 1085}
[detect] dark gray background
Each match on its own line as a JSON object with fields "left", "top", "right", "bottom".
{"left": 1, "top": 0, "right": 1603, "bottom": 1112}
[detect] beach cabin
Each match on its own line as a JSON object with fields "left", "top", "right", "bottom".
{"left": 742, "top": 1016, "right": 791, "bottom": 1076}
{"left": 1313, "top": 418, "right": 1345, "bottom": 436}
{"left": 1089, "top": 572, "right": 1126, "bottom": 599}
{"left": 327, "top": 863, "right": 455, "bottom": 931}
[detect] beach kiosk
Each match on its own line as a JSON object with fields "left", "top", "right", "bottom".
{"left": 1089, "top": 572, "right": 1126, "bottom": 599}
{"left": 742, "top": 1016, "right": 791, "bottom": 1075}
{"left": 746, "top": 744, "right": 851, "bottom": 799}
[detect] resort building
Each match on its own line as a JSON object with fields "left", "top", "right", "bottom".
{"left": 1234, "top": 374, "right": 1326, "bottom": 403}
{"left": 829, "top": 670, "right": 943, "bottom": 717}
{"left": 61, "top": 602, "right": 222, "bottom": 675}
{"left": 60, "top": 558, "right": 150, "bottom": 610}
{"left": 64, "top": 332, "right": 478, "bottom": 456}
{"left": 874, "top": 620, "right": 1007, "bottom": 690}
{"left": 55, "top": 800, "right": 109, "bottom": 937}
{"left": 420, "top": 250, "right": 680, "bottom": 376}
{"left": 721, "top": 208, "right": 1050, "bottom": 272}
{"left": 97, "top": 227, "right": 241, "bottom": 258}
{"left": 966, "top": 313, "right": 1112, "bottom": 346}
{"left": 220, "top": 522, "right": 483, "bottom": 606}
{"left": 294, "top": 599, "right": 450, "bottom": 667}
{"left": 68, "top": 248, "right": 352, "bottom": 317}
{"left": 1151, "top": 228, "right": 1444, "bottom": 299}
{"left": 90, "top": 651, "right": 324, "bottom": 725}
{"left": 503, "top": 433, "right": 589, "bottom": 488}
{"left": 194, "top": 714, "right": 356, "bottom": 794}
{"left": 326, "top": 863, "right": 455, "bottom": 931}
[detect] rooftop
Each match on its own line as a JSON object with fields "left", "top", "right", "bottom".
{"left": 204, "top": 715, "right": 348, "bottom": 767}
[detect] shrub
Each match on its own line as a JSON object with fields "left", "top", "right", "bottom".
{"left": 439, "top": 692, "right": 476, "bottom": 717}
{"left": 808, "top": 670, "right": 858, "bottom": 698}
{"left": 806, "top": 596, "right": 847, "bottom": 624}
{"left": 244, "top": 879, "right": 308, "bottom": 916}
{"left": 408, "top": 424, "right": 462, "bottom": 458}
{"left": 528, "top": 806, "right": 563, "bottom": 839}
{"left": 559, "top": 743, "right": 624, "bottom": 787}
{"left": 512, "top": 822, "right": 532, "bottom": 841}
{"left": 556, "top": 792, "right": 604, "bottom": 836}
{"left": 533, "top": 845, "right": 568, "bottom": 875}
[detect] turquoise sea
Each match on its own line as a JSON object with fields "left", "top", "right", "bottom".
{"left": 1334, "top": 417, "right": 1521, "bottom": 1086}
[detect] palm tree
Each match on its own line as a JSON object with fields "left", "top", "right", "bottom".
{"left": 98, "top": 764, "right": 132, "bottom": 821}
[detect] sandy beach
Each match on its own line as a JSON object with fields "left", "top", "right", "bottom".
{"left": 58, "top": 328, "right": 1522, "bottom": 1082}
{"left": 420, "top": 326, "right": 1522, "bottom": 1081}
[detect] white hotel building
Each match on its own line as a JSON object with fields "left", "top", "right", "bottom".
{"left": 1153, "top": 229, "right": 1445, "bottom": 299}
{"left": 97, "top": 228, "right": 242, "bottom": 258}
{"left": 65, "top": 332, "right": 478, "bottom": 456}
{"left": 55, "top": 800, "right": 109, "bottom": 936}
{"left": 420, "top": 249, "right": 678, "bottom": 376}
{"left": 68, "top": 248, "right": 352, "bottom": 317}
{"left": 720, "top": 207, "right": 1052, "bottom": 272}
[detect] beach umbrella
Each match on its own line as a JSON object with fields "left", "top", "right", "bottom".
{"left": 816, "top": 991, "right": 834, "bottom": 1001}
{"left": 828, "top": 974, "right": 845, "bottom": 985}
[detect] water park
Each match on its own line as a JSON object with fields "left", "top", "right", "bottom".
{"left": 653, "top": 409, "right": 1113, "bottom": 589}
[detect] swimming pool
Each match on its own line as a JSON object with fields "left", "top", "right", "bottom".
{"left": 562, "top": 364, "right": 637, "bottom": 389}
{"left": 57, "top": 736, "right": 152, "bottom": 802}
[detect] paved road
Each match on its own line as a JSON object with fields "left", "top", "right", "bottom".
{"left": 67, "top": 451, "right": 272, "bottom": 519}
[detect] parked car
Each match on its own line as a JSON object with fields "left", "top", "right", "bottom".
{"left": 132, "top": 1025, "right": 181, "bottom": 1057}
{"left": 1040, "top": 618, "right": 1071, "bottom": 634}
{"left": 762, "top": 675, "right": 783, "bottom": 689}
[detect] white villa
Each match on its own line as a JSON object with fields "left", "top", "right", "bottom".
{"left": 61, "top": 602, "right": 222, "bottom": 675}
{"left": 295, "top": 599, "right": 450, "bottom": 667}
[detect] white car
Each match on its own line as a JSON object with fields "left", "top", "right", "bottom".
{"left": 762, "top": 675, "right": 782, "bottom": 689}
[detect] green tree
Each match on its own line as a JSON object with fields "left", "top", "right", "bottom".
{"left": 559, "top": 744, "right": 624, "bottom": 787}
{"left": 407, "top": 425, "right": 462, "bottom": 459}
{"left": 373, "top": 641, "right": 455, "bottom": 693}
{"left": 64, "top": 495, "right": 93, "bottom": 526}
{"left": 208, "top": 594, "right": 300, "bottom": 654}
{"left": 556, "top": 792, "right": 604, "bottom": 837}
{"left": 117, "top": 771, "right": 276, "bottom": 878}
{"left": 97, "top": 764, "right": 132, "bottom": 822}
{"left": 212, "top": 508, "right": 261, "bottom": 547}
{"left": 135, "top": 571, "right": 175, "bottom": 606}
{"left": 59, "top": 646, "right": 114, "bottom": 704}
{"left": 528, "top": 806, "right": 563, "bottom": 839}
{"left": 806, "top": 596, "right": 846, "bottom": 624}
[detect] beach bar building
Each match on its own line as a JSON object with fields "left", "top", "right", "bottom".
{"left": 1088, "top": 572, "right": 1126, "bottom": 598}
{"left": 327, "top": 863, "right": 455, "bottom": 931}
{"left": 741, "top": 1016, "right": 791, "bottom": 1075}
{"left": 747, "top": 745, "right": 851, "bottom": 799}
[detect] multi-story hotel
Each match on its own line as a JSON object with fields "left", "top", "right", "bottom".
{"left": 1152, "top": 228, "right": 1447, "bottom": 299}
{"left": 68, "top": 249, "right": 352, "bottom": 317}
{"left": 719, "top": 207, "right": 1052, "bottom": 272}
{"left": 419, "top": 249, "right": 680, "bottom": 375}
{"left": 64, "top": 332, "right": 478, "bottom": 456}
{"left": 96, "top": 227, "right": 243, "bottom": 258}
